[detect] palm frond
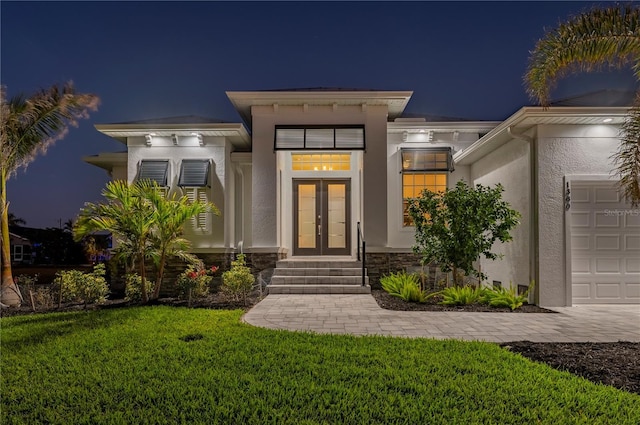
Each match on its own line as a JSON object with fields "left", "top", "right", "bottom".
{"left": 1, "top": 82, "right": 99, "bottom": 178}
{"left": 612, "top": 93, "right": 640, "bottom": 206}
{"left": 525, "top": 5, "right": 640, "bottom": 106}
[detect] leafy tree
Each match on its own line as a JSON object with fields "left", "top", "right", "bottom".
{"left": 525, "top": 5, "right": 640, "bottom": 205}
{"left": 408, "top": 181, "right": 521, "bottom": 286}
{"left": 1, "top": 83, "right": 99, "bottom": 307}
{"left": 74, "top": 180, "right": 218, "bottom": 302}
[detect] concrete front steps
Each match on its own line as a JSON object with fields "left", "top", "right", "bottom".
{"left": 268, "top": 259, "right": 371, "bottom": 294}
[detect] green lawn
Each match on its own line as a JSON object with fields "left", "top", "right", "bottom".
{"left": 1, "top": 307, "right": 638, "bottom": 424}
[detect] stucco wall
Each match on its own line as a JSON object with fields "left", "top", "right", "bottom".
{"left": 536, "top": 123, "right": 621, "bottom": 306}
{"left": 470, "top": 137, "right": 531, "bottom": 290}
{"left": 127, "top": 135, "right": 228, "bottom": 249}
{"left": 250, "top": 104, "right": 389, "bottom": 252}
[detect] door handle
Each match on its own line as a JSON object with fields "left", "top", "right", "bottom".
{"left": 317, "top": 215, "right": 321, "bottom": 236}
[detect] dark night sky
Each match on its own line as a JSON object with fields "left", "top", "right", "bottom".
{"left": 1, "top": 1, "right": 636, "bottom": 228}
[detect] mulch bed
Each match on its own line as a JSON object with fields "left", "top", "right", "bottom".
{"left": 371, "top": 289, "right": 554, "bottom": 313}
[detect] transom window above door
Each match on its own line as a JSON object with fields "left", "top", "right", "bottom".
{"left": 291, "top": 154, "right": 351, "bottom": 171}
{"left": 275, "top": 126, "right": 365, "bottom": 150}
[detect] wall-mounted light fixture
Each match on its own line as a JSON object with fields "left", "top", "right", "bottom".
{"left": 172, "top": 134, "right": 179, "bottom": 146}
{"left": 145, "top": 134, "right": 153, "bottom": 146}
{"left": 402, "top": 131, "right": 408, "bottom": 142}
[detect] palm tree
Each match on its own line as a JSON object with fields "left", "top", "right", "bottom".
{"left": 1, "top": 83, "right": 99, "bottom": 307}
{"left": 525, "top": 5, "right": 640, "bottom": 206}
{"left": 75, "top": 180, "right": 156, "bottom": 303}
{"left": 7, "top": 213, "right": 26, "bottom": 227}
{"left": 75, "top": 180, "right": 218, "bottom": 302}
{"left": 145, "top": 182, "right": 219, "bottom": 299}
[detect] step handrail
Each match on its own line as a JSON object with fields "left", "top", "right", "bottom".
{"left": 357, "top": 221, "right": 366, "bottom": 287}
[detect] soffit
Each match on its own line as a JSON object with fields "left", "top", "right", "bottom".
{"left": 454, "top": 106, "right": 629, "bottom": 165}
{"left": 94, "top": 123, "right": 251, "bottom": 149}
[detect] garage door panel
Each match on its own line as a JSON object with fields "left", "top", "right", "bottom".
{"left": 594, "top": 258, "right": 620, "bottom": 273}
{"left": 627, "top": 284, "right": 640, "bottom": 299}
{"left": 594, "top": 235, "right": 620, "bottom": 250}
{"left": 571, "top": 187, "right": 590, "bottom": 203}
{"left": 626, "top": 258, "right": 640, "bottom": 273}
{"left": 571, "top": 234, "right": 590, "bottom": 250}
{"left": 594, "top": 187, "right": 620, "bottom": 202}
{"left": 571, "top": 257, "right": 591, "bottom": 273}
{"left": 570, "top": 211, "right": 590, "bottom": 227}
{"left": 571, "top": 182, "right": 639, "bottom": 304}
{"left": 625, "top": 234, "right": 640, "bottom": 250}
{"left": 594, "top": 212, "right": 619, "bottom": 227}
{"left": 625, "top": 213, "right": 640, "bottom": 227}
{"left": 596, "top": 283, "right": 621, "bottom": 299}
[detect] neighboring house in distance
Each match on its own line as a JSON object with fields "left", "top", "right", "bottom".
{"left": 9, "top": 232, "right": 32, "bottom": 265}
{"left": 85, "top": 89, "right": 639, "bottom": 307}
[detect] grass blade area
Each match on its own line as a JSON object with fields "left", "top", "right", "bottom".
{"left": 2, "top": 306, "right": 638, "bottom": 424}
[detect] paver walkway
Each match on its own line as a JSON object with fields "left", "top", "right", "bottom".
{"left": 243, "top": 294, "right": 640, "bottom": 342}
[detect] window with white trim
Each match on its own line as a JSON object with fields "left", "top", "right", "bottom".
{"left": 401, "top": 148, "right": 452, "bottom": 226}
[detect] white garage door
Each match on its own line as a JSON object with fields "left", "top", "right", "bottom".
{"left": 570, "top": 181, "right": 640, "bottom": 304}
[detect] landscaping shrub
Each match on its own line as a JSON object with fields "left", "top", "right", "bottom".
{"left": 124, "top": 273, "right": 154, "bottom": 302}
{"left": 483, "top": 282, "right": 534, "bottom": 310}
{"left": 54, "top": 264, "right": 109, "bottom": 307}
{"left": 440, "top": 285, "right": 487, "bottom": 306}
{"left": 221, "top": 254, "right": 254, "bottom": 304}
{"left": 177, "top": 261, "right": 218, "bottom": 301}
{"left": 380, "top": 271, "right": 426, "bottom": 302}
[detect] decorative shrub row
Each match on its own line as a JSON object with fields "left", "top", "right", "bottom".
{"left": 381, "top": 272, "right": 534, "bottom": 310}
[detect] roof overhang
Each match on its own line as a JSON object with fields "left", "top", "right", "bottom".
{"left": 454, "top": 106, "right": 629, "bottom": 165}
{"left": 226, "top": 90, "right": 413, "bottom": 125}
{"left": 387, "top": 120, "right": 500, "bottom": 134}
{"left": 94, "top": 122, "right": 251, "bottom": 149}
{"left": 83, "top": 151, "right": 128, "bottom": 172}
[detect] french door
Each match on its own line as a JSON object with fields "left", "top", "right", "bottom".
{"left": 293, "top": 179, "right": 350, "bottom": 256}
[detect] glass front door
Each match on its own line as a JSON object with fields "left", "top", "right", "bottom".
{"left": 293, "top": 179, "right": 350, "bottom": 255}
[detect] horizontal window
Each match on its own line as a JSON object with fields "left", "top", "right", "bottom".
{"left": 178, "top": 160, "right": 210, "bottom": 187}
{"left": 291, "top": 153, "right": 351, "bottom": 171}
{"left": 401, "top": 148, "right": 452, "bottom": 172}
{"left": 275, "top": 126, "right": 365, "bottom": 150}
{"left": 137, "top": 160, "right": 169, "bottom": 186}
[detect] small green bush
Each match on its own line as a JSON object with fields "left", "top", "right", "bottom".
{"left": 483, "top": 282, "right": 534, "bottom": 310}
{"left": 124, "top": 273, "right": 154, "bottom": 302}
{"left": 54, "top": 264, "right": 109, "bottom": 307}
{"left": 221, "top": 254, "right": 255, "bottom": 304}
{"left": 380, "top": 271, "right": 426, "bottom": 302}
{"left": 440, "top": 285, "right": 487, "bottom": 306}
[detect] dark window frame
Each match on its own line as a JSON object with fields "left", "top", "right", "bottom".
{"left": 137, "top": 160, "right": 169, "bottom": 187}
{"left": 400, "top": 147, "right": 454, "bottom": 172}
{"left": 178, "top": 159, "right": 211, "bottom": 188}
{"left": 274, "top": 125, "right": 366, "bottom": 151}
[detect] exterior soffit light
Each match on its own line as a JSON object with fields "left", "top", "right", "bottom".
{"left": 602, "top": 118, "right": 613, "bottom": 123}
